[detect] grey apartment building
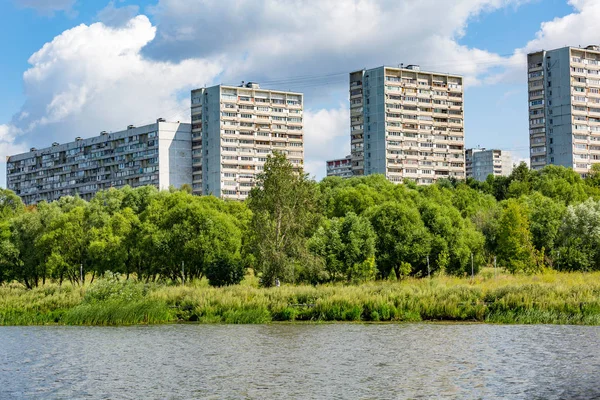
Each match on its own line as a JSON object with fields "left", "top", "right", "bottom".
{"left": 326, "top": 155, "right": 352, "bottom": 178}
{"left": 349, "top": 65, "right": 465, "bottom": 184}
{"left": 528, "top": 45, "right": 600, "bottom": 175}
{"left": 465, "top": 148, "right": 514, "bottom": 181}
{"left": 6, "top": 120, "right": 191, "bottom": 204}
{"left": 190, "top": 82, "right": 304, "bottom": 200}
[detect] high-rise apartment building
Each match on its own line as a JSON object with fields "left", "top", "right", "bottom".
{"left": 528, "top": 45, "right": 600, "bottom": 175}
{"left": 190, "top": 82, "right": 304, "bottom": 200}
{"left": 326, "top": 155, "right": 352, "bottom": 178}
{"left": 465, "top": 148, "right": 514, "bottom": 181}
{"left": 349, "top": 65, "right": 465, "bottom": 184}
{"left": 6, "top": 120, "right": 191, "bottom": 204}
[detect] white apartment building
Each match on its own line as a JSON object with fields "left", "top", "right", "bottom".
{"left": 349, "top": 65, "right": 465, "bottom": 184}
{"left": 191, "top": 82, "right": 304, "bottom": 200}
{"left": 528, "top": 45, "right": 600, "bottom": 175}
{"left": 6, "top": 120, "right": 191, "bottom": 204}
{"left": 326, "top": 155, "right": 353, "bottom": 178}
{"left": 465, "top": 148, "right": 514, "bottom": 181}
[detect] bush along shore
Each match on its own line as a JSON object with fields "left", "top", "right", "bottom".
{"left": 2, "top": 270, "right": 600, "bottom": 326}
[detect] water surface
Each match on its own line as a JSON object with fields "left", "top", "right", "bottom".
{"left": 1, "top": 324, "right": 599, "bottom": 399}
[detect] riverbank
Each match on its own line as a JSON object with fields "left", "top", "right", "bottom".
{"left": 2, "top": 270, "right": 600, "bottom": 325}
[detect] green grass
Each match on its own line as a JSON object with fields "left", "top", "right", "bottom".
{"left": 2, "top": 269, "right": 600, "bottom": 325}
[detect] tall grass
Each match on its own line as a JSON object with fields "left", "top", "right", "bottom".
{"left": 2, "top": 269, "right": 600, "bottom": 325}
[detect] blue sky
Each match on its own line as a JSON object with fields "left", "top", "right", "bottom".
{"left": 0, "top": 0, "right": 595, "bottom": 186}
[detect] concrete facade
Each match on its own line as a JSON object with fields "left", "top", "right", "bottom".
{"left": 6, "top": 120, "right": 191, "bottom": 204}
{"left": 465, "top": 148, "right": 514, "bottom": 181}
{"left": 191, "top": 82, "right": 304, "bottom": 200}
{"left": 349, "top": 65, "right": 465, "bottom": 184}
{"left": 326, "top": 155, "right": 352, "bottom": 178}
{"left": 528, "top": 45, "right": 600, "bottom": 176}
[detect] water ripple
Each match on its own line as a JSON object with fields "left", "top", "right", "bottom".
{"left": 1, "top": 324, "right": 599, "bottom": 399}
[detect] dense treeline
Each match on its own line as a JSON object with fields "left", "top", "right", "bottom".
{"left": 3, "top": 153, "right": 600, "bottom": 289}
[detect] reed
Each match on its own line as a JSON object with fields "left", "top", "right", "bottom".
{"left": 2, "top": 269, "right": 600, "bottom": 325}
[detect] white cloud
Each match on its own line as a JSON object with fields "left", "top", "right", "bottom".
{"left": 303, "top": 106, "right": 350, "bottom": 179}
{"left": 145, "top": 0, "right": 526, "bottom": 89}
{"left": 0, "top": 125, "right": 27, "bottom": 160}
{"left": 10, "top": 15, "right": 221, "bottom": 143}
{"left": 524, "top": 0, "right": 600, "bottom": 51}
{"left": 0, "top": 14, "right": 222, "bottom": 187}
{"left": 3, "top": 0, "right": 549, "bottom": 186}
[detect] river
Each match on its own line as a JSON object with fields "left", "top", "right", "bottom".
{"left": 1, "top": 324, "right": 599, "bottom": 399}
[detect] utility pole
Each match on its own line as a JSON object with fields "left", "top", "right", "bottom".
{"left": 494, "top": 256, "right": 497, "bottom": 278}
{"left": 182, "top": 261, "right": 185, "bottom": 285}
{"left": 471, "top": 253, "right": 474, "bottom": 279}
{"left": 427, "top": 255, "right": 430, "bottom": 278}
{"left": 557, "top": 251, "right": 560, "bottom": 270}
{"left": 80, "top": 263, "right": 83, "bottom": 285}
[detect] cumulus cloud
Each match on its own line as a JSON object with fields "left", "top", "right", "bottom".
{"left": 138, "top": 0, "right": 533, "bottom": 178}
{"left": 0, "top": 15, "right": 221, "bottom": 186}
{"left": 146, "top": 0, "right": 521, "bottom": 89}
{"left": 0, "top": 125, "right": 27, "bottom": 162}
{"left": 2, "top": 0, "right": 557, "bottom": 185}
{"left": 11, "top": 15, "right": 221, "bottom": 141}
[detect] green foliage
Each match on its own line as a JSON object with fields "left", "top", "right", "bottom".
{"left": 4, "top": 160, "right": 600, "bottom": 289}
{"left": 205, "top": 257, "right": 246, "bottom": 287}
{"left": 496, "top": 200, "right": 540, "bottom": 273}
{"left": 308, "top": 212, "right": 376, "bottom": 283}
{"left": 368, "top": 201, "right": 432, "bottom": 279}
{"left": 556, "top": 198, "right": 600, "bottom": 271}
{"left": 247, "top": 152, "right": 318, "bottom": 286}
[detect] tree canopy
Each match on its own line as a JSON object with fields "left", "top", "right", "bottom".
{"left": 2, "top": 159, "right": 600, "bottom": 288}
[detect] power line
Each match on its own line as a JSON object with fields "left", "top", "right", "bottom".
{"left": 246, "top": 52, "right": 523, "bottom": 89}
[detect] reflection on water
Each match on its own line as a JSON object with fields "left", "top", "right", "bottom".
{"left": 1, "top": 324, "right": 599, "bottom": 399}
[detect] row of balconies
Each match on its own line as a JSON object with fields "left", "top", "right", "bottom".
{"left": 222, "top": 96, "right": 302, "bottom": 107}
{"left": 7, "top": 154, "right": 158, "bottom": 178}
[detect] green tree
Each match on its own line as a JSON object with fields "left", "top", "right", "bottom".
{"left": 418, "top": 196, "right": 485, "bottom": 276}
{"left": 0, "top": 189, "right": 25, "bottom": 220}
{"left": 308, "top": 212, "right": 376, "bottom": 283}
{"left": 205, "top": 257, "right": 245, "bottom": 287}
{"left": 87, "top": 208, "right": 136, "bottom": 279}
{"left": 39, "top": 203, "right": 89, "bottom": 285}
{"left": 4, "top": 206, "right": 55, "bottom": 288}
{"left": 247, "top": 152, "right": 317, "bottom": 286}
{"left": 496, "top": 199, "right": 540, "bottom": 273}
{"left": 521, "top": 193, "right": 565, "bottom": 255}
{"left": 556, "top": 198, "right": 600, "bottom": 271}
{"left": 368, "top": 202, "right": 431, "bottom": 279}
{"left": 137, "top": 191, "right": 242, "bottom": 282}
